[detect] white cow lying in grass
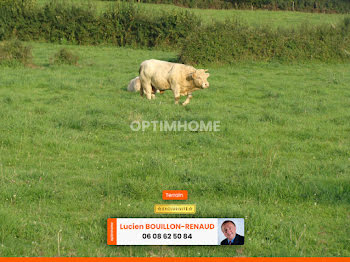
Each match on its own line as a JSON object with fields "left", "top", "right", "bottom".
{"left": 127, "top": 76, "right": 141, "bottom": 92}
{"left": 139, "top": 59, "right": 210, "bottom": 105}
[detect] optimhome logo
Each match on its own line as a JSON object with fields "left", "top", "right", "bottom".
{"left": 130, "top": 120, "right": 220, "bottom": 132}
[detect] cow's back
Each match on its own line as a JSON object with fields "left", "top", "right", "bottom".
{"left": 140, "top": 59, "right": 173, "bottom": 76}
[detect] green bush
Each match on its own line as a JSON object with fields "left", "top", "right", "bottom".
{"left": 0, "top": 39, "right": 33, "bottom": 66}
{"left": 179, "top": 18, "right": 350, "bottom": 64}
{"left": 51, "top": 48, "right": 79, "bottom": 65}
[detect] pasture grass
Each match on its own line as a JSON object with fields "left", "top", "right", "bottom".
{"left": 35, "top": 0, "right": 348, "bottom": 28}
{"left": 138, "top": 3, "right": 349, "bottom": 28}
{"left": 0, "top": 42, "right": 349, "bottom": 256}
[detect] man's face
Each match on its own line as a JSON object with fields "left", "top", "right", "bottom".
{"left": 221, "top": 222, "right": 236, "bottom": 241}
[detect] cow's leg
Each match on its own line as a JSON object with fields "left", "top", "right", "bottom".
{"left": 182, "top": 94, "right": 193, "bottom": 106}
{"left": 173, "top": 89, "right": 180, "bottom": 104}
{"left": 141, "top": 79, "right": 153, "bottom": 100}
{"left": 151, "top": 86, "right": 157, "bottom": 99}
{"left": 170, "top": 83, "right": 181, "bottom": 104}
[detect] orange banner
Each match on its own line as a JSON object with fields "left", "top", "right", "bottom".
{"left": 162, "top": 190, "right": 188, "bottom": 200}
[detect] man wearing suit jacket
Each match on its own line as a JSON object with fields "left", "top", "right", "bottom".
{"left": 220, "top": 220, "right": 244, "bottom": 245}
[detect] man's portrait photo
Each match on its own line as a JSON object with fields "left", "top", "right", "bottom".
{"left": 219, "top": 219, "right": 244, "bottom": 245}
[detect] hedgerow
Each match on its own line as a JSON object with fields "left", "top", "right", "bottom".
{"left": 0, "top": 0, "right": 200, "bottom": 47}
{"left": 179, "top": 18, "right": 350, "bottom": 64}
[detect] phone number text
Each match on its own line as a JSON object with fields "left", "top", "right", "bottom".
{"left": 142, "top": 233, "right": 192, "bottom": 240}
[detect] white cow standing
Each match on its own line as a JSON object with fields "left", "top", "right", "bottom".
{"left": 139, "top": 59, "right": 210, "bottom": 105}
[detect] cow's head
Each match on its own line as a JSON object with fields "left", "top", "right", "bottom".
{"left": 191, "top": 69, "right": 210, "bottom": 89}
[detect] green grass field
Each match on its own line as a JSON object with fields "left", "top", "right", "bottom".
{"left": 139, "top": 3, "right": 349, "bottom": 28}
{"left": 0, "top": 41, "right": 349, "bottom": 256}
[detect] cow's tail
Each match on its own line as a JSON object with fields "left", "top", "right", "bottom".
{"left": 140, "top": 86, "right": 144, "bottom": 97}
{"left": 139, "top": 65, "right": 145, "bottom": 97}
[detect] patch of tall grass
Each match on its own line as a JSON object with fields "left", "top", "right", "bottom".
{"left": 0, "top": 39, "right": 33, "bottom": 66}
{"left": 51, "top": 48, "right": 79, "bottom": 65}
